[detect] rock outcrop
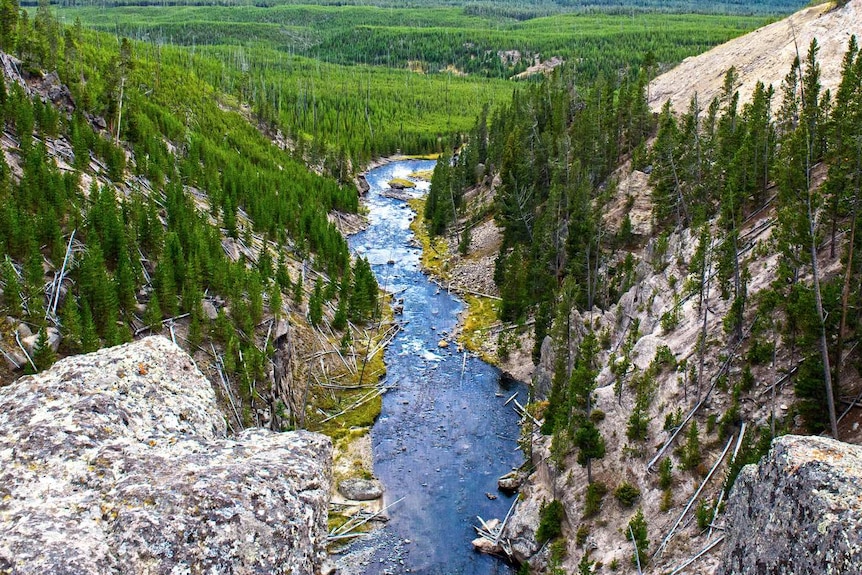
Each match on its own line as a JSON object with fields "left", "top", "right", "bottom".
{"left": 649, "top": 0, "right": 859, "bottom": 112}
{"left": 0, "top": 336, "right": 332, "bottom": 575}
{"left": 717, "top": 435, "right": 862, "bottom": 575}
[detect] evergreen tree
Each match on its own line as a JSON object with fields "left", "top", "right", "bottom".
{"left": 1, "top": 256, "right": 22, "bottom": 316}
{"left": 29, "top": 329, "right": 56, "bottom": 373}
{"left": 59, "top": 294, "right": 82, "bottom": 354}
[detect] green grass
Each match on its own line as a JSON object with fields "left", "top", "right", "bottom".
{"left": 460, "top": 294, "right": 501, "bottom": 361}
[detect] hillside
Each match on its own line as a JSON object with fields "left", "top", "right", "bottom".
{"left": 412, "top": 0, "right": 862, "bottom": 573}
{"left": 649, "top": 0, "right": 859, "bottom": 111}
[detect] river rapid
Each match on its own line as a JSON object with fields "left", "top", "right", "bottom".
{"left": 336, "top": 159, "right": 524, "bottom": 575}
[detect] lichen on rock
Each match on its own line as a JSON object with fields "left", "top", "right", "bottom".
{"left": 0, "top": 336, "right": 332, "bottom": 575}
{"left": 717, "top": 435, "right": 862, "bottom": 575}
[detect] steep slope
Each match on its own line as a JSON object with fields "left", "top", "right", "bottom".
{"left": 649, "top": 0, "right": 858, "bottom": 112}
{"left": 442, "top": 1, "right": 862, "bottom": 573}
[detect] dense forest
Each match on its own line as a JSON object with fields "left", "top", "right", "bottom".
{"left": 39, "top": 0, "right": 808, "bottom": 17}
{"left": 52, "top": 1, "right": 781, "bottom": 171}
{"left": 424, "top": 24, "right": 862, "bottom": 569}
{"left": 0, "top": 1, "right": 388, "bottom": 433}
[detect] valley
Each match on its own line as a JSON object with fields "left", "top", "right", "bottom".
{"left": 3, "top": 0, "right": 862, "bottom": 574}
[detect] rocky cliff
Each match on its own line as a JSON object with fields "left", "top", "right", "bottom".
{"left": 718, "top": 435, "right": 862, "bottom": 575}
{"left": 0, "top": 336, "right": 332, "bottom": 575}
{"left": 649, "top": 0, "right": 858, "bottom": 113}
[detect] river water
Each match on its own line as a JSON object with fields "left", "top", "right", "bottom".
{"left": 338, "top": 160, "right": 524, "bottom": 575}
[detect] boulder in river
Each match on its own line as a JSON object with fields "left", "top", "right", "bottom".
{"left": 387, "top": 177, "right": 416, "bottom": 190}
{"left": 0, "top": 336, "right": 332, "bottom": 575}
{"left": 497, "top": 470, "right": 526, "bottom": 493}
{"left": 338, "top": 478, "right": 384, "bottom": 501}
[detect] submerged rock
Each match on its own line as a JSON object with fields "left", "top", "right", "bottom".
{"left": 0, "top": 336, "right": 331, "bottom": 575}
{"left": 717, "top": 435, "right": 862, "bottom": 575}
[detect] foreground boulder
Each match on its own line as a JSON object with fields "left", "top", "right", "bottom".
{"left": 0, "top": 336, "right": 332, "bottom": 575}
{"left": 717, "top": 435, "right": 862, "bottom": 575}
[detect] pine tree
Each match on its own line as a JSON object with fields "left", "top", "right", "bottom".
{"left": 1, "top": 256, "right": 22, "bottom": 316}
{"left": 144, "top": 292, "right": 163, "bottom": 331}
{"left": 29, "top": 328, "right": 56, "bottom": 373}
{"left": 79, "top": 299, "right": 100, "bottom": 353}
{"left": 627, "top": 508, "right": 649, "bottom": 567}
{"left": 682, "top": 421, "right": 702, "bottom": 471}
{"left": 59, "top": 295, "right": 82, "bottom": 354}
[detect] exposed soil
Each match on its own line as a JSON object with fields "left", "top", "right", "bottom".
{"left": 649, "top": 0, "right": 858, "bottom": 112}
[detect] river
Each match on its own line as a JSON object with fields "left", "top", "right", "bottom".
{"left": 337, "top": 159, "right": 524, "bottom": 575}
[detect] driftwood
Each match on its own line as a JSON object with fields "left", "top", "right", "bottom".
{"left": 654, "top": 434, "right": 735, "bottom": 559}
{"left": 48, "top": 229, "right": 75, "bottom": 318}
{"left": 210, "top": 343, "right": 242, "bottom": 432}
{"left": 328, "top": 496, "right": 405, "bottom": 541}
{"left": 666, "top": 536, "right": 726, "bottom": 575}
{"left": 318, "top": 386, "right": 386, "bottom": 424}
{"left": 631, "top": 524, "right": 643, "bottom": 575}
{"left": 708, "top": 422, "right": 747, "bottom": 540}
{"left": 14, "top": 331, "right": 37, "bottom": 372}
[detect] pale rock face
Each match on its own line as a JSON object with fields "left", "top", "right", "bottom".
{"left": 0, "top": 336, "right": 332, "bottom": 575}
{"left": 717, "top": 435, "right": 862, "bottom": 575}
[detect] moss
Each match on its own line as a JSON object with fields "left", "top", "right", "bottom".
{"left": 403, "top": 153, "right": 441, "bottom": 160}
{"left": 408, "top": 169, "right": 434, "bottom": 181}
{"left": 460, "top": 294, "right": 501, "bottom": 363}
{"left": 408, "top": 198, "right": 451, "bottom": 279}
{"left": 388, "top": 177, "right": 416, "bottom": 188}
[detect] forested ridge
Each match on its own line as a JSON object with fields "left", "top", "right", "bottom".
{"left": 0, "top": 2, "right": 388, "bottom": 436}
{"left": 52, "top": 1, "right": 783, "bottom": 173}
{"left": 420, "top": 1, "right": 862, "bottom": 566}
{"left": 0, "top": 0, "right": 788, "bottom": 437}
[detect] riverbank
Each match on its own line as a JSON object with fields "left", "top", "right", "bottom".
{"left": 405, "top": 196, "right": 535, "bottom": 383}
{"left": 331, "top": 159, "right": 523, "bottom": 574}
{"left": 327, "top": 156, "right": 442, "bottom": 544}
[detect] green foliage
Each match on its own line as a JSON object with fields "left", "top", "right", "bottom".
{"left": 536, "top": 499, "right": 566, "bottom": 545}
{"left": 28, "top": 329, "right": 56, "bottom": 373}
{"left": 583, "top": 481, "right": 607, "bottom": 518}
{"left": 575, "top": 524, "right": 590, "bottom": 547}
{"left": 658, "top": 457, "right": 673, "bottom": 490}
{"left": 696, "top": 498, "right": 714, "bottom": 530}
{"left": 626, "top": 508, "right": 649, "bottom": 567}
{"left": 680, "top": 421, "right": 702, "bottom": 471}
{"left": 614, "top": 482, "right": 641, "bottom": 507}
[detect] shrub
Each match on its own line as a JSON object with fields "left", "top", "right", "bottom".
{"left": 658, "top": 457, "right": 673, "bottom": 490}
{"left": 680, "top": 421, "right": 701, "bottom": 471}
{"left": 627, "top": 508, "right": 649, "bottom": 566}
{"left": 614, "top": 482, "right": 641, "bottom": 507}
{"left": 660, "top": 489, "right": 673, "bottom": 512}
{"left": 536, "top": 499, "right": 565, "bottom": 544}
{"left": 583, "top": 481, "right": 608, "bottom": 517}
{"left": 589, "top": 409, "right": 606, "bottom": 423}
{"left": 696, "top": 499, "right": 714, "bottom": 530}
{"left": 576, "top": 524, "right": 590, "bottom": 547}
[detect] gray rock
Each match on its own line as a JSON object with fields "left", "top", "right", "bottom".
{"left": 501, "top": 495, "right": 542, "bottom": 563}
{"left": 338, "top": 478, "right": 384, "bottom": 501}
{"left": 532, "top": 335, "right": 554, "bottom": 400}
{"left": 717, "top": 435, "right": 862, "bottom": 575}
{"left": 202, "top": 299, "right": 219, "bottom": 320}
{"left": 0, "top": 336, "right": 332, "bottom": 575}
{"left": 497, "top": 470, "right": 526, "bottom": 493}
{"left": 16, "top": 322, "right": 32, "bottom": 339}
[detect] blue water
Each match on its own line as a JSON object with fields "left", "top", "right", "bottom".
{"left": 342, "top": 160, "right": 523, "bottom": 575}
